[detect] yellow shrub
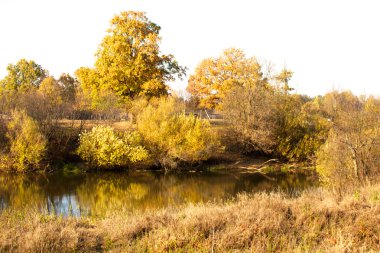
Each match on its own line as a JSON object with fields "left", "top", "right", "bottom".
{"left": 4, "top": 110, "right": 47, "bottom": 171}
{"left": 316, "top": 135, "right": 353, "bottom": 188}
{"left": 77, "top": 126, "right": 149, "bottom": 169}
{"left": 137, "top": 97, "right": 218, "bottom": 168}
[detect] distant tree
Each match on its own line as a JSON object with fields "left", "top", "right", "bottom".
{"left": 76, "top": 11, "right": 186, "bottom": 100}
{"left": 39, "top": 76, "right": 62, "bottom": 103}
{"left": 0, "top": 59, "right": 48, "bottom": 92}
{"left": 38, "top": 76, "right": 64, "bottom": 120}
{"left": 58, "top": 73, "right": 77, "bottom": 103}
{"left": 275, "top": 68, "right": 294, "bottom": 93}
{"left": 321, "top": 90, "right": 362, "bottom": 121}
{"left": 187, "top": 48, "right": 267, "bottom": 109}
{"left": 75, "top": 67, "right": 101, "bottom": 103}
{"left": 74, "top": 68, "right": 123, "bottom": 117}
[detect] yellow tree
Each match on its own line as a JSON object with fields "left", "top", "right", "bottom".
{"left": 0, "top": 59, "right": 48, "bottom": 92}
{"left": 39, "top": 77, "right": 62, "bottom": 102}
{"left": 77, "top": 11, "right": 185, "bottom": 100}
{"left": 75, "top": 67, "right": 102, "bottom": 107}
{"left": 275, "top": 68, "right": 294, "bottom": 93}
{"left": 187, "top": 48, "right": 266, "bottom": 109}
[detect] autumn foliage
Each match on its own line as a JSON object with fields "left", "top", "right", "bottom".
{"left": 0, "top": 110, "right": 47, "bottom": 172}
{"left": 137, "top": 97, "right": 219, "bottom": 168}
{"left": 0, "top": 10, "right": 379, "bottom": 191}
{"left": 77, "top": 126, "right": 149, "bottom": 169}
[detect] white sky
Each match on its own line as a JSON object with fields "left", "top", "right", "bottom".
{"left": 0, "top": 0, "right": 379, "bottom": 97}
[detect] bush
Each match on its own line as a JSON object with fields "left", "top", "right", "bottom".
{"left": 316, "top": 94, "right": 380, "bottom": 189}
{"left": 137, "top": 97, "right": 219, "bottom": 168}
{"left": 1, "top": 110, "right": 47, "bottom": 172}
{"left": 77, "top": 126, "right": 149, "bottom": 169}
{"left": 275, "top": 96, "right": 331, "bottom": 161}
{"left": 222, "top": 85, "right": 330, "bottom": 162}
{"left": 222, "top": 84, "right": 281, "bottom": 154}
{"left": 315, "top": 127, "right": 380, "bottom": 191}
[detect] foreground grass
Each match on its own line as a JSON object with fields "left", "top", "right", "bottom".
{"left": 1, "top": 185, "right": 380, "bottom": 252}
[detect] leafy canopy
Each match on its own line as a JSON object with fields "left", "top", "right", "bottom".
{"left": 187, "top": 48, "right": 267, "bottom": 109}
{"left": 58, "top": 73, "right": 77, "bottom": 103}
{"left": 39, "top": 76, "right": 63, "bottom": 104}
{"left": 0, "top": 59, "right": 48, "bottom": 92}
{"left": 76, "top": 11, "right": 186, "bottom": 100}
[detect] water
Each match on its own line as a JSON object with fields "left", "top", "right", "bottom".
{"left": 0, "top": 169, "right": 317, "bottom": 217}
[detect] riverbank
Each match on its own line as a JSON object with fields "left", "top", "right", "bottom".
{"left": 1, "top": 184, "right": 379, "bottom": 252}
{"left": 1, "top": 115, "right": 313, "bottom": 174}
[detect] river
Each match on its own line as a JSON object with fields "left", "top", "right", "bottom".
{"left": 0, "top": 168, "right": 317, "bottom": 217}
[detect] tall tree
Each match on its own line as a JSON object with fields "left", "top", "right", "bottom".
{"left": 0, "top": 59, "right": 48, "bottom": 92}
{"left": 187, "top": 48, "right": 267, "bottom": 109}
{"left": 76, "top": 11, "right": 185, "bottom": 99}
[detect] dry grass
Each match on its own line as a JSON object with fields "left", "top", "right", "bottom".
{"left": 1, "top": 184, "right": 380, "bottom": 252}
{"left": 58, "top": 119, "right": 133, "bottom": 131}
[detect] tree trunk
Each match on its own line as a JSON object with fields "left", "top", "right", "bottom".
{"left": 349, "top": 147, "right": 359, "bottom": 179}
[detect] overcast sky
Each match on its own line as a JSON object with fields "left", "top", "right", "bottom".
{"left": 0, "top": 0, "right": 379, "bottom": 96}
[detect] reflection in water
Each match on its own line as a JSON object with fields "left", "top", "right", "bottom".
{"left": 0, "top": 169, "right": 318, "bottom": 217}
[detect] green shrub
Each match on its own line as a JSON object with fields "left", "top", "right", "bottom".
{"left": 77, "top": 126, "right": 149, "bottom": 169}
{"left": 1, "top": 110, "right": 47, "bottom": 172}
{"left": 137, "top": 97, "right": 219, "bottom": 168}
